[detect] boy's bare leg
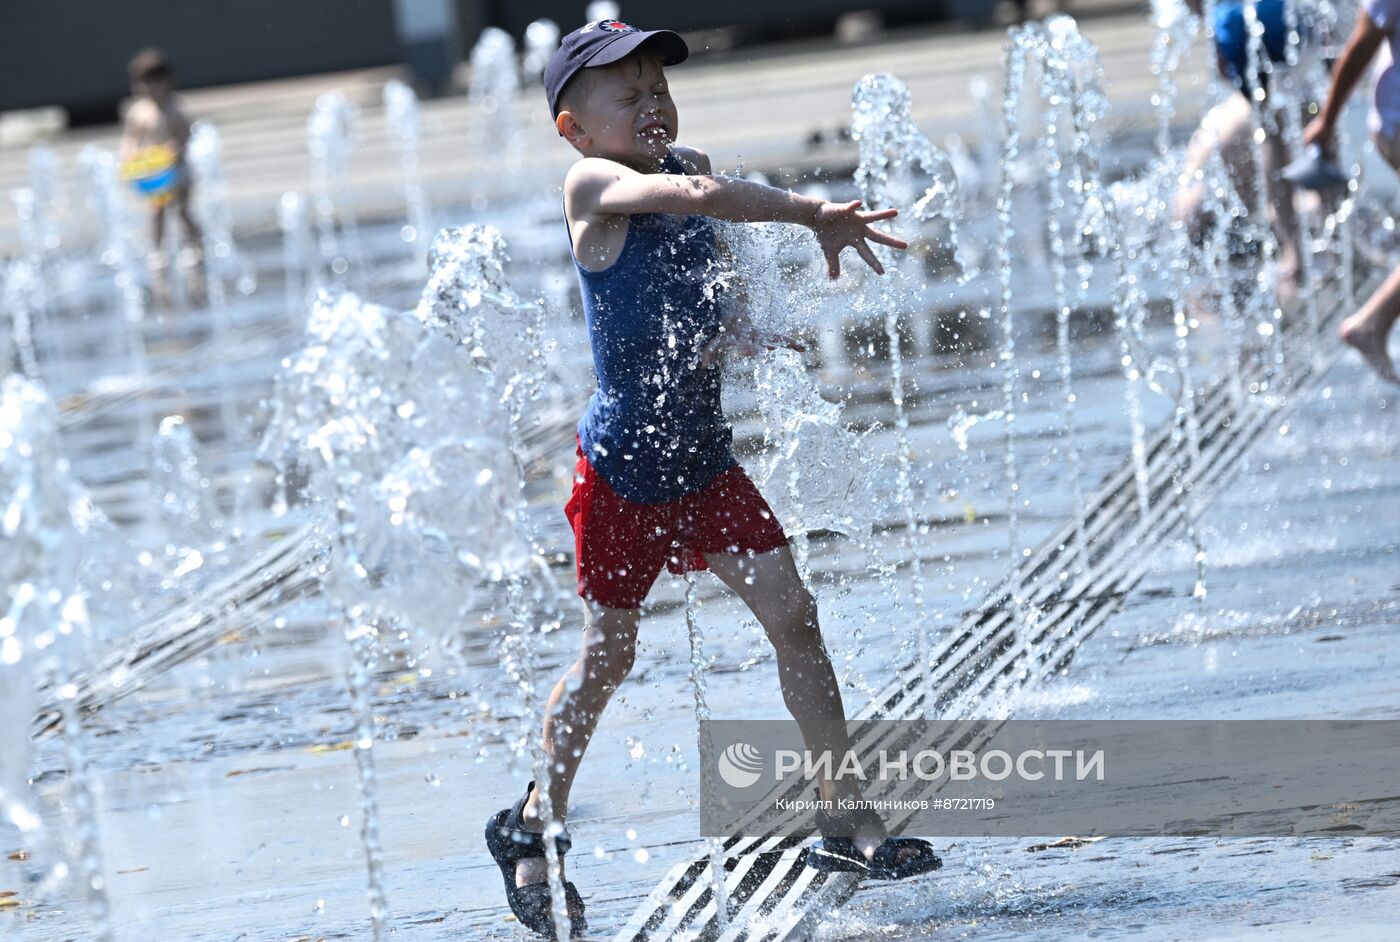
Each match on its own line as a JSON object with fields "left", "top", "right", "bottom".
{"left": 176, "top": 184, "right": 204, "bottom": 251}
{"left": 704, "top": 545, "right": 924, "bottom": 866}
{"left": 1175, "top": 95, "right": 1256, "bottom": 242}
{"left": 514, "top": 600, "right": 639, "bottom": 905}
{"left": 150, "top": 204, "right": 168, "bottom": 261}
{"left": 1175, "top": 97, "right": 1304, "bottom": 300}
{"left": 148, "top": 204, "right": 174, "bottom": 309}
{"left": 174, "top": 187, "right": 208, "bottom": 305}
{"left": 1177, "top": 96, "right": 1256, "bottom": 332}
{"left": 1341, "top": 262, "right": 1400, "bottom": 384}
{"left": 1260, "top": 123, "right": 1304, "bottom": 302}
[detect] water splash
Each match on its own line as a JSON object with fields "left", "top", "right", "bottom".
{"left": 1149, "top": 3, "right": 1203, "bottom": 460}
{"left": 853, "top": 72, "right": 964, "bottom": 709}
{"left": 968, "top": 74, "right": 1002, "bottom": 208}
{"left": 1184, "top": 8, "right": 1256, "bottom": 414}
{"left": 1200, "top": 147, "right": 1253, "bottom": 412}
{"left": 988, "top": 17, "right": 1124, "bottom": 690}
{"left": 262, "top": 223, "right": 578, "bottom": 938}
{"left": 0, "top": 376, "right": 113, "bottom": 941}
{"left": 415, "top": 226, "right": 578, "bottom": 938}
{"left": 1050, "top": 40, "right": 1165, "bottom": 523}
{"left": 414, "top": 225, "right": 557, "bottom": 439}
{"left": 1275, "top": 0, "right": 1326, "bottom": 364}
{"left": 851, "top": 72, "right": 974, "bottom": 281}
{"left": 1148, "top": 2, "right": 1214, "bottom": 599}
{"left": 81, "top": 146, "right": 167, "bottom": 528}
{"left": 263, "top": 291, "right": 531, "bottom": 631}
{"left": 712, "top": 218, "right": 886, "bottom": 701}
{"left": 949, "top": 406, "right": 1008, "bottom": 453}
{"left": 152, "top": 414, "right": 224, "bottom": 558}
{"left": 79, "top": 145, "right": 142, "bottom": 285}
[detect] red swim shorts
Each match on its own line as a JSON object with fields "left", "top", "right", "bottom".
{"left": 563, "top": 439, "right": 790, "bottom": 610}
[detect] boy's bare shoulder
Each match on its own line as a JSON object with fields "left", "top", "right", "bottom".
{"left": 563, "top": 156, "right": 633, "bottom": 220}
{"left": 564, "top": 156, "right": 627, "bottom": 192}
{"left": 563, "top": 147, "right": 712, "bottom": 196}
{"left": 561, "top": 148, "right": 714, "bottom": 223}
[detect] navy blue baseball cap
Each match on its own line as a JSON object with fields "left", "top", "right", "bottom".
{"left": 544, "top": 20, "right": 689, "bottom": 119}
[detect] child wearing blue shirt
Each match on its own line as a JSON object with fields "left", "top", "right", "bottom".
{"left": 483, "top": 20, "right": 943, "bottom": 938}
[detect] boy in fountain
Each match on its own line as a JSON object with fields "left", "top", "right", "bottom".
{"left": 1175, "top": 0, "right": 1306, "bottom": 303}
{"left": 119, "top": 48, "right": 204, "bottom": 282}
{"left": 482, "top": 20, "right": 942, "bottom": 938}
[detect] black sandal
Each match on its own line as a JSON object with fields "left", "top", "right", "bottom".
{"left": 805, "top": 792, "right": 942, "bottom": 880}
{"left": 484, "top": 780, "right": 587, "bottom": 939}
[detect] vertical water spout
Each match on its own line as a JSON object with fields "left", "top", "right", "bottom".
{"left": 307, "top": 92, "right": 365, "bottom": 291}
{"left": 384, "top": 79, "right": 433, "bottom": 266}
{"left": 996, "top": 34, "right": 1030, "bottom": 641}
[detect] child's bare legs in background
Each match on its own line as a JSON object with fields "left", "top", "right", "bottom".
{"left": 149, "top": 191, "right": 203, "bottom": 260}
{"left": 1258, "top": 122, "right": 1304, "bottom": 302}
{"left": 1175, "top": 94, "right": 1304, "bottom": 305}
{"left": 151, "top": 211, "right": 204, "bottom": 258}
{"left": 173, "top": 181, "right": 203, "bottom": 251}
{"left": 1176, "top": 96, "right": 1257, "bottom": 331}
{"left": 1176, "top": 94, "right": 1257, "bottom": 244}
{"left": 1340, "top": 262, "right": 1400, "bottom": 384}
{"left": 150, "top": 182, "right": 207, "bottom": 305}
{"left": 1341, "top": 132, "right": 1400, "bottom": 385}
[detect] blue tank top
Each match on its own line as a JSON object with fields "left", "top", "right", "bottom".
{"left": 571, "top": 152, "right": 736, "bottom": 504}
{"left": 1213, "top": 0, "right": 1292, "bottom": 91}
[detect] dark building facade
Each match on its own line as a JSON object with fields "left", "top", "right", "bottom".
{"left": 0, "top": 0, "right": 950, "bottom": 123}
{"left": 0, "top": 0, "right": 405, "bottom": 122}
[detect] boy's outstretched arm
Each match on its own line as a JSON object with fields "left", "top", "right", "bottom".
{"left": 565, "top": 151, "right": 909, "bottom": 278}
{"left": 1305, "top": 10, "right": 1385, "bottom": 147}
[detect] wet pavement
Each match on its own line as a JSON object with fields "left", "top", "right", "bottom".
{"left": 9, "top": 311, "right": 1398, "bottom": 940}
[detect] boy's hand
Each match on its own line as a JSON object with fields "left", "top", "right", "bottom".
{"left": 810, "top": 200, "right": 909, "bottom": 279}
{"left": 1303, "top": 116, "right": 1333, "bottom": 150}
{"left": 697, "top": 317, "right": 806, "bottom": 369}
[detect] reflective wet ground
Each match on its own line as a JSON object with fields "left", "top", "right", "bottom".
{"left": 10, "top": 308, "right": 1397, "bottom": 940}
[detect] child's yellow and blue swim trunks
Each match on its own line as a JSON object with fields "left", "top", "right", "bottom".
{"left": 121, "top": 144, "right": 182, "bottom": 206}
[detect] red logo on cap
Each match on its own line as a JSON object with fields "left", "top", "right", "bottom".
{"left": 600, "top": 20, "right": 637, "bottom": 32}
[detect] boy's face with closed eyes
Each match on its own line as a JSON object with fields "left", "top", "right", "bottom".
{"left": 556, "top": 51, "right": 678, "bottom": 171}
